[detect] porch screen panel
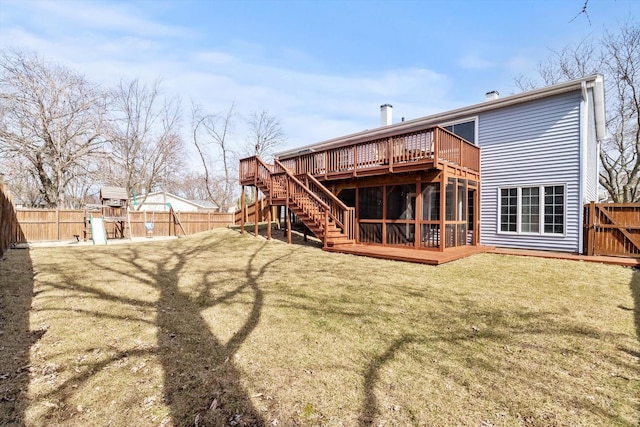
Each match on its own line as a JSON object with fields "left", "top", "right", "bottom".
{"left": 457, "top": 224, "right": 467, "bottom": 245}
{"left": 445, "top": 224, "right": 456, "bottom": 248}
{"left": 386, "top": 184, "right": 415, "bottom": 220}
{"left": 386, "top": 223, "right": 415, "bottom": 246}
{"left": 359, "top": 223, "right": 382, "bottom": 243}
{"left": 358, "top": 186, "right": 383, "bottom": 244}
{"left": 421, "top": 183, "right": 440, "bottom": 220}
{"left": 420, "top": 224, "right": 440, "bottom": 248}
{"left": 446, "top": 178, "right": 455, "bottom": 221}
{"left": 359, "top": 187, "right": 383, "bottom": 219}
{"left": 457, "top": 179, "right": 467, "bottom": 222}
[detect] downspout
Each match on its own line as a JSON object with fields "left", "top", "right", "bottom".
{"left": 578, "top": 81, "right": 588, "bottom": 254}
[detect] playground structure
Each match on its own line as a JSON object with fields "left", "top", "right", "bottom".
{"left": 83, "top": 186, "right": 131, "bottom": 244}
{"left": 83, "top": 188, "right": 188, "bottom": 244}
{"left": 135, "top": 202, "right": 187, "bottom": 237}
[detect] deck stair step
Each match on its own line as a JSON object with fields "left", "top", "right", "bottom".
{"left": 244, "top": 156, "right": 355, "bottom": 248}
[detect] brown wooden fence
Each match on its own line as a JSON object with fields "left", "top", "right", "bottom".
{"left": 0, "top": 183, "right": 23, "bottom": 257}
{"left": 234, "top": 198, "right": 279, "bottom": 225}
{"left": 9, "top": 209, "right": 234, "bottom": 243}
{"left": 583, "top": 202, "right": 640, "bottom": 258}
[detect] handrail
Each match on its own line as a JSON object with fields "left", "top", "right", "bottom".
{"left": 274, "top": 160, "right": 329, "bottom": 210}
{"left": 239, "top": 155, "right": 355, "bottom": 242}
{"left": 303, "top": 172, "right": 351, "bottom": 213}
{"left": 275, "top": 159, "right": 353, "bottom": 238}
{"left": 275, "top": 125, "right": 479, "bottom": 179}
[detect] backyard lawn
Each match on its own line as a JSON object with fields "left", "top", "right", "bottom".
{"left": 1, "top": 228, "right": 638, "bottom": 426}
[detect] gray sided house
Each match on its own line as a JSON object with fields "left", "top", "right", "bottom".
{"left": 240, "top": 75, "right": 605, "bottom": 256}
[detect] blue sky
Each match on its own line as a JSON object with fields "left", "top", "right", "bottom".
{"left": 0, "top": 0, "right": 637, "bottom": 153}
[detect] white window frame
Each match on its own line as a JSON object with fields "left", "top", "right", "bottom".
{"left": 497, "top": 184, "right": 566, "bottom": 236}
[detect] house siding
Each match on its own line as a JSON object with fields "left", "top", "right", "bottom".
{"left": 478, "top": 91, "right": 582, "bottom": 252}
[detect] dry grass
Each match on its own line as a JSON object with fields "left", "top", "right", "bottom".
{"left": 1, "top": 228, "right": 638, "bottom": 426}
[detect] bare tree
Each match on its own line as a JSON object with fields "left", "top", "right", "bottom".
{"left": 0, "top": 156, "right": 45, "bottom": 207}
{"left": 191, "top": 102, "right": 237, "bottom": 211}
{"left": 0, "top": 50, "right": 106, "bottom": 208}
{"left": 515, "top": 21, "right": 640, "bottom": 202}
{"left": 170, "top": 170, "right": 210, "bottom": 201}
{"left": 245, "top": 109, "right": 286, "bottom": 160}
{"left": 104, "top": 78, "right": 185, "bottom": 208}
{"left": 600, "top": 23, "right": 640, "bottom": 202}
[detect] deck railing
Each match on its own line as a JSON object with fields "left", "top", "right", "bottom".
{"left": 296, "top": 170, "right": 356, "bottom": 240}
{"left": 273, "top": 126, "right": 479, "bottom": 179}
{"left": 239, "top": 156, "right": 355, "bottom": 242}
{"left": 239, "top": 156, "right": 273, "bottom": 188}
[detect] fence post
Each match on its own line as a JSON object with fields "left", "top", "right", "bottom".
{"left": 587, "top": 201, "right": 595, "bottom": 256}
{"left": 56, "top": 208, "right": 60, "bottom": 241}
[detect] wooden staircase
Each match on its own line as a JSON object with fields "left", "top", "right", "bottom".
{"left": 240, "top": 156, "right": 355, "bottom": 248}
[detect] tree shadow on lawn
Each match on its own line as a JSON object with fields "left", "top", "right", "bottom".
{"left": 630, "top": 269, "right": 640, "bottom": 354}
{"left": 33, "top": 232, "right": 289, "bottom": 426}
{"left": 234, "top": 223, "right": 323, "bottom": 249}
{"left": 0, "top": 248, "right": 36, "bottom": 426}
{"left": 354, "top": 295, "right": 639, "bottom": 426}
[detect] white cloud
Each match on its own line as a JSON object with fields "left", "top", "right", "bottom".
{"left": 18, "top": 0, "right": 192, "bottom": 38}
{"left": 0, "top": 1, "right": 458, "bottom": 155}
{"left": 458, "top": 53, "right": 497, "bottom": 70}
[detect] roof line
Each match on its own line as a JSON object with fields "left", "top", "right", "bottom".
{"left": 277, "top": 74, "right": 604, "bottom": 159}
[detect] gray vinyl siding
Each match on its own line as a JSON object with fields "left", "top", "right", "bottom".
{"left": 584, "top": 89, "right": 598, "bottom": 202}
{"left": 478, "top": 91, "right": 582, "bottom": 252}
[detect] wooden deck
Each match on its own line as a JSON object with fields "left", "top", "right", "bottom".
{"left": 241, "top": 126, "right": 480, "bottom": 187}
{"left": 324, "top": 244, "right": 494, "bottom": 265}
{"left": 491, "top": 247, "right": 640, "bottom": 267}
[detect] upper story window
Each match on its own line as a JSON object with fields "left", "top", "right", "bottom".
{"left": 443, "top": 119, "right": 476, "bottom": 144}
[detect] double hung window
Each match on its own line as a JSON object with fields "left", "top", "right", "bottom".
{"left": 499, "top": 185, "right": 564, "bottom": 235}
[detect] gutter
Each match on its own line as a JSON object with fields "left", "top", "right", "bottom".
{"left": 277, "top": 74, "right": 605, "bottom": 159}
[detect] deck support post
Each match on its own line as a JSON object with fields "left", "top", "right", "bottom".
{"left": 266, "top": 200, "right": 272, "bottom": 240}
{"left": 439, "top": 172, "right": 446, "bottom": 252}
{"left": 286, "top": 207, "right": 292, "bottom": 244}
{"left": 473, "top": 188, "right": 480, "bottom": 246}
{"left": 254, "top": 194, "right": 260, "bottom": 237}
{"left": 240, "top": 186, "right": 245, "bottom": 234}
{"left": 285, "top": 181, "right": 292, "bottom": 244}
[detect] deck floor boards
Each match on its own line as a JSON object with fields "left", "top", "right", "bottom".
{"left": 324, "top": 244, "right": 493, "bottom": 265}
{"left": 324, "top": 244, "right": 640, "bottom": 267}
{"left": 490, "top": 247, "right": 640, "bottom": 267}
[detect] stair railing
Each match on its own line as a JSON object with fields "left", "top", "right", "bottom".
{"left": 298, "top": 171, "right": 355, "bottom": 240}
{"left": 275, "top": 159, "right": 354, "bottom": 241}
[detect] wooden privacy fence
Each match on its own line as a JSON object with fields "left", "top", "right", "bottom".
{"left": 10, "top": 209, "right": 234, "bottom": 243}
{"left": 0, "top": 183, "right": 23, "bottom": 257}
{"left": 583, "top": 202, "right": 640, "bottom": 258}
{"left": 234, "top": 198, "right": 279, "bottom": 225}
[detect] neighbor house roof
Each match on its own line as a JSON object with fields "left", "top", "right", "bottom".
{"left": 131, "top": 191, "right": 218, "bottom": 210}
{"left": 277, "top": 74, "right": 606, "bottom": 159}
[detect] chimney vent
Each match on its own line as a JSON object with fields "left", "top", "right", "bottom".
{"left": 380, "top": 104, "right": 393, "bottom": 126}
{"left": 485, "top": 90, "right": 499, "bottom": 101}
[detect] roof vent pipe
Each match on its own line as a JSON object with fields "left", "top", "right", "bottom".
{"left": 380, "top": 104, "right": 393, "bottom": 126}
{"left": 485, "top": 90, "right": 499, "bottom": 101}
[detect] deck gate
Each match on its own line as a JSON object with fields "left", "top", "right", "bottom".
{"left": 583, "top": 202, "right": 640, "bottom": 257}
